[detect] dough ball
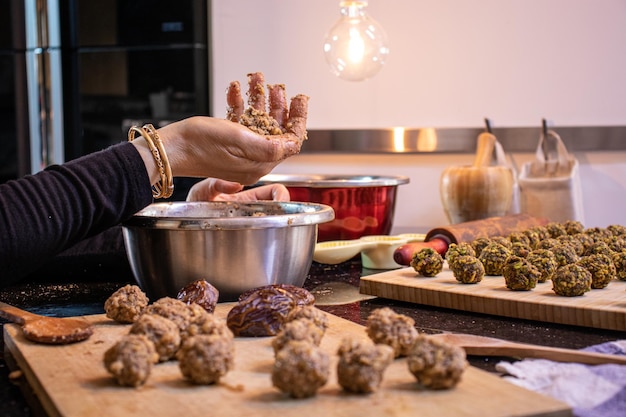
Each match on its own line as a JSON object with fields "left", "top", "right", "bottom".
{"left": 336, "top": 337, "right": 394, "bottom": 393}
{"left": 143, "top": 297, "right": 193, "bottom": 333}
{"left": 552, "top": 264, "right": 592, "bottom": 296}
{"left": 411, "top": 248, "right": 444, "bottom": 277}
{"left": 103, "top": 334, "right": 158, "bottom": 387}
{"left": 285, "top": 305, "right": 329, "bottom": 333}
{"left": 450, "top": 255, "right": 485, "bottom": 284}
{"left": 177, "top": 334, "right": 234, "bottom": 385}
{"left": 366, "top": 307, "right": 419, "bottom": 358}
{"left": 407, "top": 336, "right": 468, "bottom": 390}
{"left": 271, "top": 340, "right": 330, "bottom": 398}
{"left": 104, "top": 284, "right": 149, "bottom": 324}
{"left": 129, "top": 313, "right": 181, "bottom": 362}
{"left": 272, "top": 318, "right": 324, "bottom": 354}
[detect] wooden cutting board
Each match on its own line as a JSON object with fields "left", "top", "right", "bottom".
{"left": 360, "top": 266, "right": 626, "bottom": 331}
{"left": 3, "top": 304, "right": 570, "bottom": 417}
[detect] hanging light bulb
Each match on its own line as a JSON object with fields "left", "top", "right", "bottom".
{"left": 323, "top": 1, "right": 390, "bottom": 82}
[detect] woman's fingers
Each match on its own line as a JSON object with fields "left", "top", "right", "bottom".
{"left": 259, "top": 183, "right": 290, "bottom": 201}
{"left": 263, "top": 93, "right": 310, "bottom": 148}
{"left": 247, "top": 72, "right": 266, "bottom": 111}
{"left": 285, "top": 94, "right": 309, "bottom": 143}
{"left": 187, "top": 179, "right": 290, "bottom": 202}
{"left": 268, "top": 84, "right": 288, "bottom": 126}
{"left": 226, "top": 81, "right": 244, "bottom": 122}
{"left": 186, "top": 178, "right": 243, "bottom": 201}
{"left": 217, "top": 183, "right": 290, "bottom": 202}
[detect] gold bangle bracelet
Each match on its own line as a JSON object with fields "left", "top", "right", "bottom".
{"left": 128, "top": 124, "right": 174, "bottom": 199}
{"left": 128, "top": 126, "right": 165, "bottom": 197}
{"left": 143, "top": 124, "right": 174, "bottom": 198}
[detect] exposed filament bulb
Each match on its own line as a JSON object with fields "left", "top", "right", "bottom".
{"left": 323, "top": 1, "right": 390, "bottom": 81}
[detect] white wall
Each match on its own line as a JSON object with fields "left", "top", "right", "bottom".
{"left": 211, "top": 0, "right": 626, "bottom": 128}
{"left": 210, "top": 0, "right": 626, "bottom": 230}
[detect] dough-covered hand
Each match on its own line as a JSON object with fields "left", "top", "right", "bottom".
{"left": 227, "top": 72, "right": 309, "bottom": 146}
{"left": 136, "top": 72, "right": 308, "bottom": 188}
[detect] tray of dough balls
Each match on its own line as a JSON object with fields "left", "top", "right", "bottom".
{"left": 3, "top": 282, "right": 569, "bottom": 417}
{"left": 360, "top": 223, "right": 626, "bottom": 332}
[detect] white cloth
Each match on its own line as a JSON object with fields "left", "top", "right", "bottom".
{"left": 496, "top": 341, "right": 626, "bottom": 417}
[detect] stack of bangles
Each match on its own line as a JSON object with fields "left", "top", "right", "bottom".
{"left": 128, "top": 124, "right": 174, "bottom": 199}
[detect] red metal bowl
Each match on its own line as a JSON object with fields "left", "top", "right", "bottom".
{"left": 258, "top": 175, "right": 410, "bottom": 241}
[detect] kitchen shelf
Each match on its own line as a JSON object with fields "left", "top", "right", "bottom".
{"left": 302, "top": 126, "right": 626, "bottom": 154}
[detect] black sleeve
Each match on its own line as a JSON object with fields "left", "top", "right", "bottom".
{"left": 0, "top": 142, "right": 154, "bottom": 285}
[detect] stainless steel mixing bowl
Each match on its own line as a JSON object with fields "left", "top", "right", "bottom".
{"left": 122, "top": 201, "right": 334, "bottom": 301}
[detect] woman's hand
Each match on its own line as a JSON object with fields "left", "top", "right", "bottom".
{"left": 163, "top": 72, "right": 307, "bottom": 185}
{"left": 157, "top": 117, "right": 301, "bottom": 186}
{"left": 186, "top": 178, "right": 290, "bottom": 202}
{"left": 133, "top": 72, "right": 308, "bottom": 187}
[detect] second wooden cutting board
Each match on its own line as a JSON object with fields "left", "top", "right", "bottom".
{"left": 4, "top": 303, "right": 571, "bottom": 417}
{"left": 360, "top": 266, "right": 626, "bottom": 331}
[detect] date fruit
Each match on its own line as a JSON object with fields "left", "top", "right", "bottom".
{"left": 238, "top": 283, "right": 315, "bottom": 307}
{"left": 177, "top": 280, "right": 219, "bottom": 313}
{"left": 227, "top": 286, "right": 298, "bottom": 337}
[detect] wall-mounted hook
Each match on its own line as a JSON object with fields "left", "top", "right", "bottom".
{"left": 542, "top": 118, "right": 551, "bottom": 160}
{"left": 484, "top": 118, "right": 493, "bottom": 134}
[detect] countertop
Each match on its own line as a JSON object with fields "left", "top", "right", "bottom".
{"left": 1, "top": 260, "right": 624, "bottom": 417}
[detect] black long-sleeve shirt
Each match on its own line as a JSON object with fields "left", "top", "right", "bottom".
{"left": 0, "top": 142, "right": 153, "bottom": 286}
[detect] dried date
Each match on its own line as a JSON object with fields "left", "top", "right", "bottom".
{"left": 238, "top": 283, "right": 315, "bottom": 307}
{"left": 227, "top": 287, "right": 297, "bottom": 337}
{"left": 177, "top": 280, "right": 219, "bottom": 313}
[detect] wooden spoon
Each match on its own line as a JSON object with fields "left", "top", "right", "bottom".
{"left": 0, "top": 301, "right": 93, "bottom": 344}
{"left": 429, "top": 333, "right": 626, "bottom": 366}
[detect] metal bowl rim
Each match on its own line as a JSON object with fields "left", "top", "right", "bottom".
{"left": 122, "top": 201, "right": 335, "bottom": 230}
{"left": 258, "top": 174, "right": 410, "bottom": 188}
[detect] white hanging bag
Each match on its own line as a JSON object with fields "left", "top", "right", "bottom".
{"left": 518, "top": 129, "right": 584, "bottom": 223}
